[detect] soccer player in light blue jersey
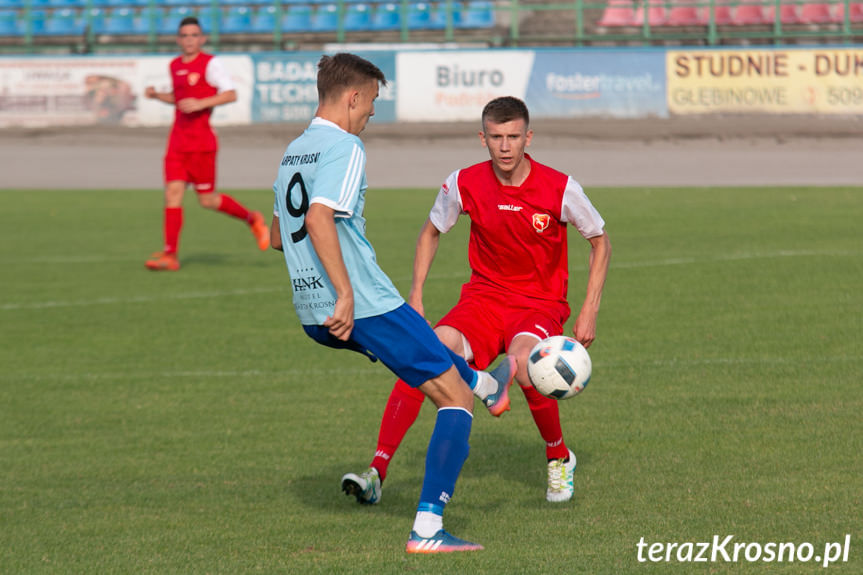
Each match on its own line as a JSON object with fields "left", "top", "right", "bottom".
{"left": 269, "top": 53, "right": 515, "bottom": 554}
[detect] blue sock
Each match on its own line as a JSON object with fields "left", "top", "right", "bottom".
{"left": 417, "top": 407, "right": 473, "bottom": 516}
{"left": 446, "top": 348, "right": 479, "bottom": 390}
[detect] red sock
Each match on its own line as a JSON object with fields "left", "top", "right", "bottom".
{"left": 520, "top": 383, "right": 569, "bottom": 460}
{"left": 217, "top": 194, "right": 251, "bottom": 222}
{"left": 164, "top": 206, "right": 183, "bottom": 255}
{"left": 370, "top": 379, "right": 425, "bottom": 481}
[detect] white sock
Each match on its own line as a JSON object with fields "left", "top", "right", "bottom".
{"left": 412, "top": 511, "right": 443, "bottom": 538}
{"left": 472, "top": 372, "right": 492, "bottom": 401}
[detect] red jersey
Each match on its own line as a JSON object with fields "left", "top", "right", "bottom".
{"left": 168, "top": 52, "right": 220, "bottom": 153}
{"left": 429, "top": 155, "right": 605, "bottom": 306}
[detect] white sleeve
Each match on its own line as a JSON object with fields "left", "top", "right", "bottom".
{"left": 205, "top": 57, "right": 236, "bottom": 94}
{"left": 428, "top": 170, "right": 463, "bottom": 233}
{"left": 561, "top": 176, "right": 605, "bottom": 239}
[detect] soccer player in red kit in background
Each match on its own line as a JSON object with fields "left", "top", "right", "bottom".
{"left": 342, "top": 96, "right": 611, "bottom": 504}
{"left": 144, "top": 17, "right": 268, "bottom": 271}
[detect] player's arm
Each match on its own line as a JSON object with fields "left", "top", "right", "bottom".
{"left": 306, "top": 202, "right": 354, "bottom": 341}
{"left": 176, "top": 89, "right": 237, "bottom": 114}
{"left": 407, "top": 218, "right": 442, "bottom": 317}
{"left": 177, "top": 57, "right": 238, "bottom": 113}
{"left": 145, "top": 86, "right": 175, "bottom": 105}
{"left": 573, "top": 231, "right": 611, "bottom": 349}
{"left": 270, "top": 214, "right": 282, "bottom": 251}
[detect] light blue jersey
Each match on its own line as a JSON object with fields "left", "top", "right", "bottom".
{"left": 273, "top": 117, "right": 404, "bottom": 325}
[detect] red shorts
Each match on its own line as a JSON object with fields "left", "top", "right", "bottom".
{"left": 164, "top": 149, "right": 217, "bottom": 193}
{"left": 436, "top": 282, "right": 570, "bottom": 370}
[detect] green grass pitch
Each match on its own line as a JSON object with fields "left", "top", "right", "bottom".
{"left": 1, "top": 187, "right": 861, "bottom": 574}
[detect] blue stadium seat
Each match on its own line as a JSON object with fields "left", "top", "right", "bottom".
{"left": 198, "top": 5, "right": 222, "bottom": 32}
{"left": 43, "top": 7, "right": 83, "bottom": 34}
{"left": 0, "top": 9, "right": 19, "bottom": 34}
{"left": 457, "top": 0, "right": 493, "bottom": 27}
{"left": 19, "top": 8, "right": 46, "bottom": 34}
{"left": 371, "top": 2, "right": 399, "bottom": 29}
{"left": 281, "top": 3, "right": 311, "bottom": 30}
{"left": 0, "top": 0, "right": 21, "bottom": 9}
{"left": 222, "top": 4, "right": 251, "bottom": 32}
{"left": 133, "top": 6, "right": 156, "bottom": 33}
{"left": 407, "top": 1, "right": 431, "bottom": 28}
{"left": 102, "top": 7, "right": 135, "bottom": 33}
{"left": 82, "top": 7, "right": 105, "bottom": 32}
{"left": 27, "top": 0, "right": 50, "bottom": 7}
{"left": 250, "top": 4, "right": 276, "bottom": 32}
{"left": 158, "top": 5, "right": 193, "bottom": 33}
{"left": 310, "top": 3, "right": 337, "bottom": 30}
{"left": 343, "top": 2, "right": 370, "bottom": 30}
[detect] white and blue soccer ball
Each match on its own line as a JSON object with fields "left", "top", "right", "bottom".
{"left": 527, "top": 336, "right": 592, "bottom": 400}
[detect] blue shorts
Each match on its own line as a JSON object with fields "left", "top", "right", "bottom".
{"left": 303, "top": 303, "right": 454, "bottom": 387}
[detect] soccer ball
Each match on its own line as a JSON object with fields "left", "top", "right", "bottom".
{"left": 527, "top": 336, "right": 592, "bottom": 400}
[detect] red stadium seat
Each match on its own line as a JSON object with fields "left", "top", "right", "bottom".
{"left": 700, "top": 1, "right": 734, "bottom": 25}
{"left": 732, "top": 0, "right": 767, "bottom": 24}
{"left": 799, "top": 2, "right": 834, "bottom": 22}
{"left": 598, "top": 0, "right": 636, "bottom": 26}
{"left": 764, "top": 3, "right": 801, "bottom": 23}
{"left": 835, "top": 2, "right": 863, "bottom": 21}
{"left": 633, "top": 0, "right": 667, "bottom": 26}
{"left": 666, "top": 0, "right": 701, "bottom": 25}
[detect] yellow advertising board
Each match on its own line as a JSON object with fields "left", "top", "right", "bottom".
{"left": 667, "top": 49, "right": 863, "bottom": 115}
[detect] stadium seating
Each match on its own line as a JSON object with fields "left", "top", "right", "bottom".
{"left": 21, "top": 8, "right": 46, "bottom": 34}
{"left": 633, "top": 0, "right": 666, "bottom": 25}
{"left": 281, "top": 4, "right": 312, "bottom": 31}
{"left": 250, "top": 4, "right": 276, "bottom": 32}
{"left": 42, "top": 7, "right": 82, "bottom": 34}
{"left": 732, "top": 0, "right": 767, "bottom": 25}
{"left": 102, "top": 7, "right": 135, "bottom": 34}
{"left": 665, "top": 0, "right": 700, "bottom": 25}
{"left": 0, "top": 8, "right": 19, "bottom": 34}
{"left": 835, "top": 1, "right": 863, "bottom": 21}
{"left": 457, "top": 0, "right": 493, "bottom": 27}
{"left": 371, "top": 2, "right": 399, "bottom": 29}
{"left": 343, "top": 2, "right": 371, "bottom": 30}
{"left": 222, "top": 5, "right": 251, "bottom": 32}
{"left": 702, "top": 1, "right": 733, "bottom": 24}
{"left": 159, "top": 5, "right": 193, "bottom": 34}
{"left": 764, "top": 3, "right": 801, "bottom": 23}
{"left": 598, "top": 0, "right": 635, "bottom": 26}
{"left": 407, "top": 1, "right": 431, "bottom": 28}
{"left": 310, "top": 3, "right": 337, "bottom": 30}
{"left": 799, "top": 2, "right": 834, "bottom": 22}
{"left": 198, "top": 6, "right": 222, "bottom": 32}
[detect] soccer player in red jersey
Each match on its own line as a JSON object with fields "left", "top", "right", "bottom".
{"left": 144, "top": 17, "right": 269, "bottom": 271}
{"left": 342, "top": 96, "right": 611, "bottom": 504}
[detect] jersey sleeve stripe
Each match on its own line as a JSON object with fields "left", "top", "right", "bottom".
{"left": 338, "top": 144, "right": 363, "bottom": 208}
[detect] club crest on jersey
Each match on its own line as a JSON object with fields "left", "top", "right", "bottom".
{"left": 532, "top": 213, "right": 551, "bottom": 232}
{"left": 188, "top": 72, "right": 200, "bottom": 86}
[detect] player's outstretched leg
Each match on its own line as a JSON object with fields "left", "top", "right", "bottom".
{"left": 341, "top": 467, "right": 381, "bottom": 504}
{"left": 547, "top": 448, "right": 577, "bottom": 502}
{"left": 474, "top": 355, "right": 517, "bottom": 417}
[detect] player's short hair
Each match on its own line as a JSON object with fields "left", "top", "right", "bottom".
{"left": 317, "top": 53, "right": 387, "bottom": 103}
{"left": 482, "top": 96, "right": 530, "bottom": 131}
{"left": 178, "top": 16, "right": 202, "bottom": 33}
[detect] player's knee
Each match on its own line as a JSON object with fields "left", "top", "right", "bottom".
{"left": 197, "top": 192, "right": 220, "bottom": 209}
